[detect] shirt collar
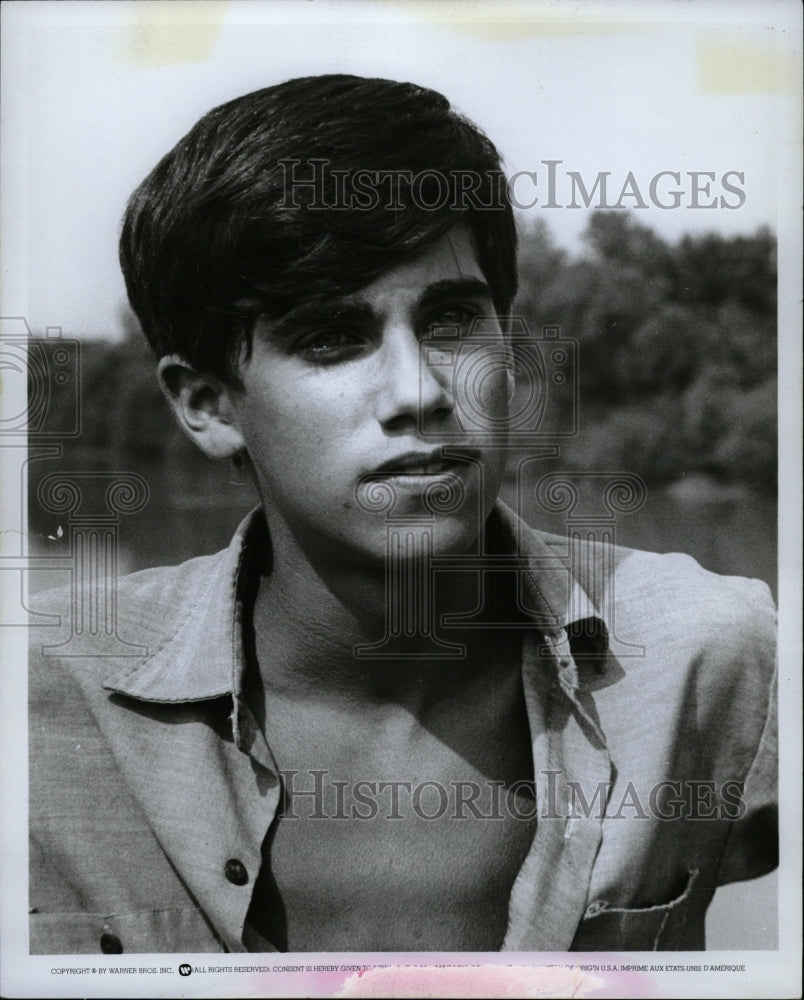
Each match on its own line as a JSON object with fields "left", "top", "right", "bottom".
{"left": 103, "top": 509, "right": 259, "bottom": 703}
{"left": 104, "top": 500, "right": 608, "bottom": 703}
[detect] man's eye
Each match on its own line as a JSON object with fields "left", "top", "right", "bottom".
{"left": 298, "top": 330, "right": 365, "bottom": 363}
{"left": 428, "top": 306, "right": 478, "bottom": 330}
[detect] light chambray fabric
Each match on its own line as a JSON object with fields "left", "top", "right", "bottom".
{"left": 28, "top": 501, "right": 777, "bottom": 954}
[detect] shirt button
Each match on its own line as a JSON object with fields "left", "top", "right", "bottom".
{"left": 100, "top": 932, "right": 123, "bottom": 953}
{"left": 224, "top": 859, "right": 249, "bottom": 886}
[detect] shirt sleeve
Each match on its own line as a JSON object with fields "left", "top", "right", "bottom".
{"left": 714, "top": 580, "right": 778, "bottom": 886}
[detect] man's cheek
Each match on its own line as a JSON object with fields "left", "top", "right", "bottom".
{"left": 455, "top": 371, "right": 510, "bottom": 430}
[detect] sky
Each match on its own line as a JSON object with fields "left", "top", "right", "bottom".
{"left": 1, "top": 0, "right": 800, "bottom": 339}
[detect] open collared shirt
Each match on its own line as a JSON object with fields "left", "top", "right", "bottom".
{"left": 28, "top": 501, "right": 777, "bottom": 954}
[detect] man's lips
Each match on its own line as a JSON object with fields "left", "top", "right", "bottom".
{"left": 368, "top": 449, "right": 480, "bottom": 478}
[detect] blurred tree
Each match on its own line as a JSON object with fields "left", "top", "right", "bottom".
{"left": 514, "top": 212, "right": 777, "bottom": 494}
{"left": 671, "top": 227, "right": 776, "bottom": 314}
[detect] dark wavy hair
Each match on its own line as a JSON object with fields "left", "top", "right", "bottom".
{"left": 119, "top": 74, "right": 518, "bottom": 385}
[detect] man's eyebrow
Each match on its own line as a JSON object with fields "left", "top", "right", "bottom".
{"left": 414, "top": 278, "right": 493, "bottom": 320}
{"left": 262, "top": 277, "right": 493, "bottom": 342}
{"left": 265, "top": 298, "right": 375, "bottom": 342}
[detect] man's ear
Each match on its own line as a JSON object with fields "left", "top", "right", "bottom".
{"left": 157, "top": 355, "right": 245, "bottom": 460}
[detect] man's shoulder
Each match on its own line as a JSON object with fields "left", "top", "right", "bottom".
{"left": 525, "top": 520, "right": 775, "bottom": 644}
{"left": 569, "top": 534, "right": 775, "bottom": 732}
{"left": 606, "top": 540, "right": 775, "bottom": 651}
{"left": 27, "top": 547, "right": 231, "bottom": 684}
{"left": 518, "top": 516, "right": 776, "bottom": 728}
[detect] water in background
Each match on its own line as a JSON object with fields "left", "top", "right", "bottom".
{"left": 26, "top": 451, "right": 777, "bottom": 597}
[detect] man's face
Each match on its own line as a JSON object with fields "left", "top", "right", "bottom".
{"left": 230, "top": 226, "right": 511, "bottom": 566}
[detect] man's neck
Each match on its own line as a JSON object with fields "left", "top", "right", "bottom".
{"left": 248, "top": 509, "right": 508, "bottom": 709}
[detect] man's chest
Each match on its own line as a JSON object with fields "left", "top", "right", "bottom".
{"left": 246, "top": 673, "right": 537, "bottom": 951}
{"left": 250, "top": 773, "right": 538, "bottom": 951}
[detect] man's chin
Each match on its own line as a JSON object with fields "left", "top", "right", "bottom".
{"left": 354, "top": 509, "right": 487, "bottom": 564}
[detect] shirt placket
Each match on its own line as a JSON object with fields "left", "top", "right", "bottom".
{"left": 503, "top": 619, "right": 613, "bottom": 951}
{"left": 212, "top": 580, "right": 284, "bottom": 950}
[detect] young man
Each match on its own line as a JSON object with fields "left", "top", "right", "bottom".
{"left": 29, "top": 75, "right": 777, "bottom": 954}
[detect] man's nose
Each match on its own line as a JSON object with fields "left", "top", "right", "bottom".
{"left": 375, "top": 323, "right": 453, "bottom": 429}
